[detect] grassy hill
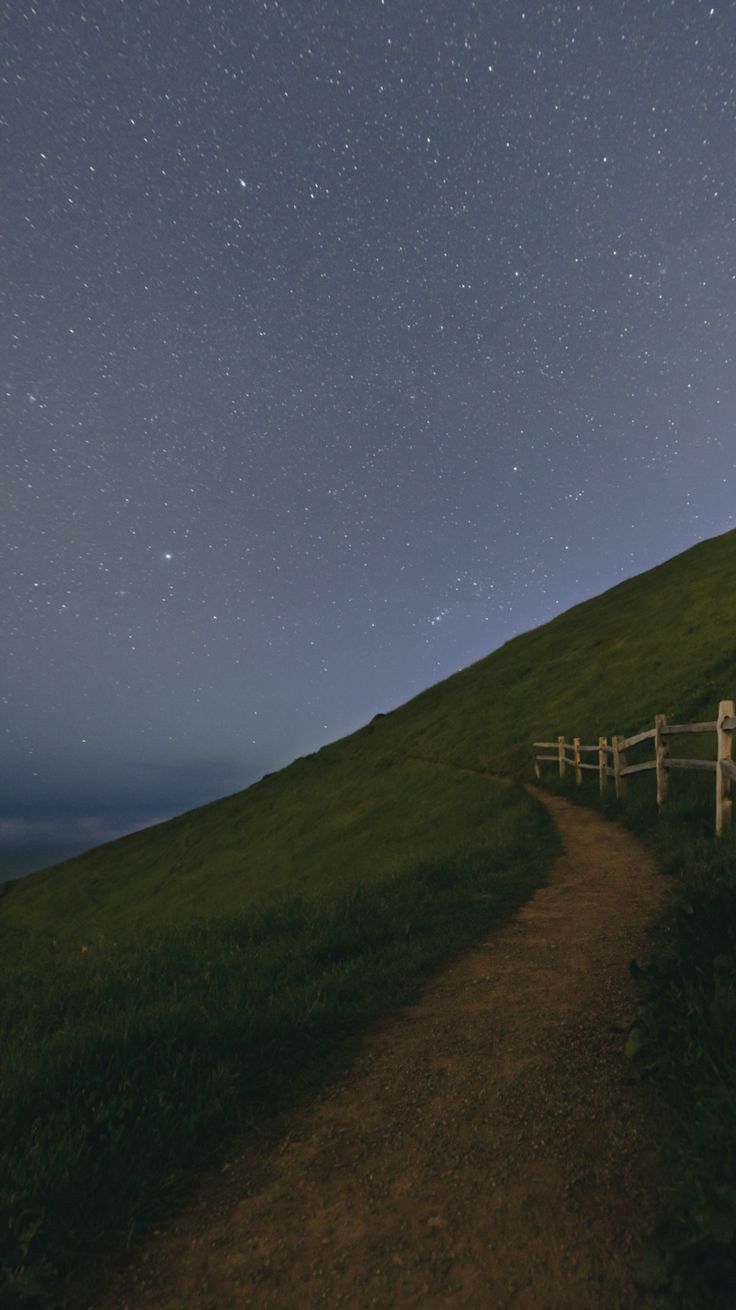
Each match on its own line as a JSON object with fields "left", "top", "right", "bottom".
{"left": 3, "top": 528, "right": 736, "bottom": 947}
{"left": 3, "top": 526, "right": 736, "bottom": 1305}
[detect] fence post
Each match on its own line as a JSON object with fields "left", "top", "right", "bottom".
{"left": 654, "top": 714, "right": 669, "bottom": 810}
{"left": 573, "top": 736, "right": 582, "bottom": 785}
{"left": 598, "top": 736, "right": 608, "bottom": 794}
{"left": 612, "top": 734, "right": 628, "bottom": 800}
{"left": 533, "top": 756, "right": 541, "bottom": 781}
{"left": 716, "top": 699, "right": 735, "bottom": 837}
{"left": 558, "top": 735, "right": 566, "bottom": 778}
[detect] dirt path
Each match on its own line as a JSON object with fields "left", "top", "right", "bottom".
{"left": 83, "top": 790, "right": 666, "bottom": 1310}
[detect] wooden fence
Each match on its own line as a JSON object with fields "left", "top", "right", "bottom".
{"left": 533, "top": 699, "right": 736, "bottom": 837}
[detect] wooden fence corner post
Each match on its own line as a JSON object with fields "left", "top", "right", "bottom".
{"left": 654, "top": 713, "right": 669, "bottom": 811}
{"left": 533, "top": 756, "right": 541, "bottom": 781}
{"left": 558, "top": 735, "right": 566, "bottom": 778}
{"left": 598, "top": 736, "right": 608, "bottom": 794}
{"left": 573, "top": 736, "right": 582, "bottom": 785}
{"left": 612, "top": 734, "right": 627, "bottom": 801}
{"left": 716, "top": 699, "right": 735, "bottom": 837}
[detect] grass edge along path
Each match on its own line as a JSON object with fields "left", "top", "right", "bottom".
{"left": 0, "top": 772, "right": 559, "bottom": 1309}
{"left": 538, "top": 767, "right": 736, "bottom": 1309}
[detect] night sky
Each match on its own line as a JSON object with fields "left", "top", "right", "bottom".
{"left": 4, "top": 1, "right": 736, "bottom": 876}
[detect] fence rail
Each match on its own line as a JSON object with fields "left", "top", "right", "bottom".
{"left": 620, "top": 728, "right": 655, "bottom": 750}
{"left": 532, "top": 699, "right": 736, "bottom": 837}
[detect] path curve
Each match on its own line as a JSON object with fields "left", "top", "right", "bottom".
{"left": 83, "top": 790, "right": 666, "bottom": 1310}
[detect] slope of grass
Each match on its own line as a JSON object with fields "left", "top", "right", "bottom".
{"left": 4, "top": 526, "right": 736, "bottom": 1305}
{"left": 4, "top": 529, "right": 736, "bottom": 947}
{"left": 1, "top": 773, "right": 559, "bottom": 1304}
{"left": 0, "top": 759, "right": 524, "bottom": 944}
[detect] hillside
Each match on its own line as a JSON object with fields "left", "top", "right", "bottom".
{"left": 4, "top": 527, "right": 736, "bottom": 1305}
{"left": 3, "top": 527, "right": 735, "bottom": 945}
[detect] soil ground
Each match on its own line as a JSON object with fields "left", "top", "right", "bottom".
{"left": 77, "top": 788, "right": 667, "bottom": 1309}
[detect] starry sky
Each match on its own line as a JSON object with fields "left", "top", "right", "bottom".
{"left": 3, "top": 0, "right": 736, "bottom": 877}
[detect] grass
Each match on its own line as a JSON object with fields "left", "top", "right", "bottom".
{"left": 1, "top": 774, "right": 559, "bottom": 1305}
{"left": 539, "top": 764, "right": 736, "bottom": 1308}
{"left": 3, "top": 525, "right": 736, "bottom": 1305}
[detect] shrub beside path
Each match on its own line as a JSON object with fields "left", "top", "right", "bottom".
{"left": 82, "top": 789, "right": 666, "bottom": 1309}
